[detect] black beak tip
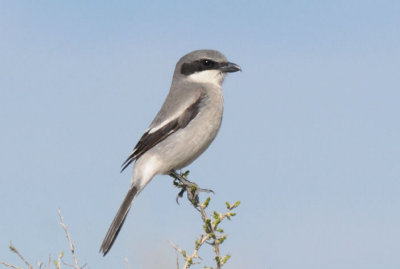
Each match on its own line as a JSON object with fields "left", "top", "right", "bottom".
{"left": 220, "top": 62, "right": 242, "bottom": 73}
{"left": 232, "top": 63, "right": 242, "bottom": 72}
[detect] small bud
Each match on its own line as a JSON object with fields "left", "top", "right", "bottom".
{"left": 230, "top": 201, "right": 241, "bottom": 209}
{"left": 219, "top": 235, "right": 227, "bottom": 244}
{"left": 213, "top": 211, "right": 220, "bottom": 220}
{"left": 204, "top": 197, "right": 211, "bottom": 207}
{"left": 183, "top": 170, "right": 190, "bottom": 178}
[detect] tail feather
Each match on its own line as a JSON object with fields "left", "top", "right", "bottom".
{"left": 100, "top": 186, "right": 138, "bottom": 256}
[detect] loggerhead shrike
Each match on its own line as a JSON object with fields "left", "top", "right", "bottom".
{"left": 100, "top": 49, "right": 241, "bottom": 255}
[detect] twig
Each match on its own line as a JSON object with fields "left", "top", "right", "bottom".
{"left": 0, "top": 260, "right": 23, "bottom": 269}
{"left": 169, "top": 241, "right": 203, "bottom": 269}
{"left": 124, "top": 258, "right": 130, "bottom": 269}
{"left": 38, "top": 254, "right": 51, "bottom": 269}
{"left": 174, "top": 250, "right": 180, "bottom": 269}
{"left": 54, "top": 252, "right": 63, "bottom": 269}
{"left": 199, "top": 203, "right": 222, "bottom": 268}
{"left": 57, "top": 209, "right": 79, "bottom": 269}
{"left": 1, "top": 211, "right": 87, "bottom": 269}
{"left": 45, "top": 255, "right": 51, "bottom": 269}
{"left": 168, "top": 245, "right": 180, "bottom": 269}
{"left": 8, "top": 242, "right": 34, "bottom": 269}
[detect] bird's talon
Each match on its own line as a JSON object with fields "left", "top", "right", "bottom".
{"left": 176, "top": 189, "right": 185, "bottom": 204}
{"left": 169, "top": 170, "right": 214, "bottom": 207}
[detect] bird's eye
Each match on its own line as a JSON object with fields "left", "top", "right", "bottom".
{"left": 202, "top": 59, "right": 213, "bottom": 67}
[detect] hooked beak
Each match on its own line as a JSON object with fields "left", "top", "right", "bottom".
{"left": 218, "top": 62, "right": 242, "bottom": 73}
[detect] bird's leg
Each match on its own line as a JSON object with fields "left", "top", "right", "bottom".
{"left": 168, "top": 170, "right": 214, "bottom": 207}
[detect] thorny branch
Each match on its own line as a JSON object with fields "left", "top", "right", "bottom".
{"left": 169, "top": 170, "right": 240, "bottom": 269}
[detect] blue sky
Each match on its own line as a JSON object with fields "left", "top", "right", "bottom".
{"left": 1, "top": 1, "right": 400, "bottom": 268}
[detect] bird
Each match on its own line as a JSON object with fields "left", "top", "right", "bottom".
{"left": 100, "top": 49, "right": 241, "bottom": 256}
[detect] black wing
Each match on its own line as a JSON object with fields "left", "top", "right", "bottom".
{"left": 120, "top": 93, "right": 206, "bottom": 172}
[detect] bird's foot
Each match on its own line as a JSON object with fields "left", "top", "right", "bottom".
{"left": 169, "top": 170, "right": 214, "bottom": 207}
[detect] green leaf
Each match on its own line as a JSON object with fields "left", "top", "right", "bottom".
{"left": 222, "top": 255, "right": 231, "bottom": 264}
{"left": 213, "top": 218, "right": 221, "bottom": 226}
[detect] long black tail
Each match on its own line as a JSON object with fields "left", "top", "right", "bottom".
{"left": 100, "top": 186, "right": 138, "bottom": 256}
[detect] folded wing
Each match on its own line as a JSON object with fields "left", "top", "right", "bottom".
{"left": 121, "top": 91, "right": 206, "bottom": 172}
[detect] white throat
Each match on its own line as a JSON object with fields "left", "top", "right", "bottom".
{"left": 187, "top": 70, "right": 225, "bottom": 86}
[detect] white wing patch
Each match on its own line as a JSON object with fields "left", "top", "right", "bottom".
{"left": 147, "top": 113, "right": 180, "bottom": 134}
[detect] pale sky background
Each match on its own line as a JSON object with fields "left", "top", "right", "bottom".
{"left": 1, "top": 1, "right": 400, "bottom": 269}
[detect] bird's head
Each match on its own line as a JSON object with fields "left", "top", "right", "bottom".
{"left": 174, "top": 49, "right": 241, "bottom": 86}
